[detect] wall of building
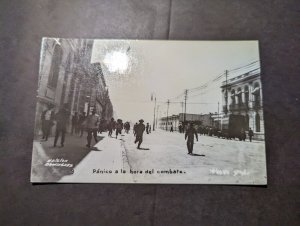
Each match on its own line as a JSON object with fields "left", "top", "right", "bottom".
{"left": 221, "top": 71, "right": 264, "bottom": 140}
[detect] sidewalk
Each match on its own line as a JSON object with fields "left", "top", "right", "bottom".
{"left": 59, "top": 133, "right": 133, "bottom": 183}
{"left": 31, "top": 133, "right": 103, "bottom": 182}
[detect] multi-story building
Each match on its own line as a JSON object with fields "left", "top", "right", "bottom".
{"left": 34, "top": 38, "right": 113, "bottom": 137}
{"left": 221, "top": 68, "right": 264, "bottom": 140}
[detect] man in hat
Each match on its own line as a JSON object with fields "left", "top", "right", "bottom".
{"left": 134, "top": 119, "right": 146, "bottom": 149}
{"left": 108, "top": 118, "right": 115, "bottom": 137}
{"left": 54, "top": 104, "right": 69, "bottom": 147}
{"left": 248, "top": 127, "right": 254, "bottom": 142}
{"left": 185, "top": 122, "right": 198, "bottom": 155}
{"left": 85, "top": 109, "right": 99, "bottom": 148}
{"left": 115, "top": 119, "right": 123, "bottom": 139}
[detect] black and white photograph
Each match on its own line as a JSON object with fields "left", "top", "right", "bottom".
{"left": 31, "top": 38, "right": 267, "bottom": 184}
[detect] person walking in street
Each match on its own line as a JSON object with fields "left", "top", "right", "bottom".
{"left": 41, "top": 104, "right": 54, "bottom": 141}
{"left": 179, "top": 124, "right": 183, "bottom": 133}
{"left": 108, "top": 118, "right": 115, "bottom": 137}
{"left": 124, "top": 122, "right": 130, "bottom": 134}
{"left": 115, "top": 119, "right": 123, "bottom": 139}
{"left": 53, "top": 104, "right": 69, "bottom": 147}
{"left": 133, "top": 122, "right": 138, "bottom": 136}
{"left": 71, "top": 112, "right": 79, "bottom": 135}
{"left": 170, "top": 124, "right": 174, "bottom": 132}
{"left": 146, "top": 123, "right": 150, "bottom": 134}
{"left": 98, "top": 118, "right": 107, "bottom": 134}
{"left": 185, "top": 122, "right": 198, "bottom": 155}
{"left": 240, "top": 128, "right": 246, "bottom": 141}
{"left": 248, "top": 128, "right": 254, "bottom": 142}
{"left": 85, "top": 109, "right": 99, "bottom": 148}
{"left": 135, "top": 119, "right": 146, "bottom": 149}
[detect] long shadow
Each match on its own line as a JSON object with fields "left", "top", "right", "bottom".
{"left": 32, "top": 134, "right": 105, "bottom": 183}
{"left": 138, "top": 147, "right": 150, "bottom": 150}
{"left": 190, "top": 153, "right": 205, "bottom": 156}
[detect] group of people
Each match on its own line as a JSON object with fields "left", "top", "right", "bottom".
{"left": 40, "top": 104, "right": 109, "bottom": 148}
{"left": 41, "top": 104, "right": 254, "bottom": 156}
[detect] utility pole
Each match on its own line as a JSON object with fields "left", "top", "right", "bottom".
{"left": 217, "top": 102, "right": 220, "bottom": 130}
{"left": 225, "top": 70, "right": 228, "bottom": 115}
{"left": 156, "top": 105, "right": 159, "bottom": 129}
{"left": 184, "top": 89, "right": 188, "bottom": 129}
{"left": 153, "top": 97, "right": 156, "bottom": 131}
{"left": 166, "top": 100, "right": 170, "bottom": 131}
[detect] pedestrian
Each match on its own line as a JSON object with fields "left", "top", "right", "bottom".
{"left": 185, "top": 122, "right": 198, "bottom": 155}
{"left": 134, "top": 119, "right": 146, "bottom": 149}
{"left": 98, "top": 118, "right": 106, "bottom": 134}
{"left": 179, "top": 124, "right": 183, "bottom": 133}
{"left": 78, "top": 112, "right": 86, "bottom": 137}
{"left": 133, "top": 123, "right": 138, "bottom": 136}
{"left": 108, "top": 118, "right": 115, "bottom": 137}
{"left": 71, "top": 112, "right": 79, "bottom": 135}
{"left": 115, "top": 119, "right": 123, "bottom": 139}
{"left": 146, "top": 123, "right": 150, "bottom": 134}
{"left": 85, "top": 109, "right": 99, "bottom": 148}
{"left": 240, "top": 128, "right": 246, "bottom": 141}
{"left": 170, "top": 125, "right": 173, "bottom": 132}
{"left": 41, "top": 104, "right": 54, "bottom": 141}
{"left": 53, "top": 104, "right": 69, "bottom": 147}
{"left": 124, "top": 122, "right": 130, "bottom": 134}
{"left": 248, "top": 127, "right": 254, "bottom": 142}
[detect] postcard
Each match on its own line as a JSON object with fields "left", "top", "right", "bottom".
{"left": 31, "top": 38, "right": 267, "bottom": 184}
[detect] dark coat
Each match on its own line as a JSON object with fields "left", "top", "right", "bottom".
{"left": 185, "top": 127, "right": 198, "bottom": 141}
{"left": 55, "top": 108, "right": 69, "bottom": 129}
{"left": 136, "top": 123, "right": 145, "bottom": 136}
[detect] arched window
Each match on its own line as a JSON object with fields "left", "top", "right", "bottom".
{"left": 245, "top": 114, "right": 249, "bottom": 130}
{"left": 244, "top": 85, "right": 249, "bottom": 106}
{"left": 48, "top": 45, "right": 62, "bottom": 88}
{"left": 255, "top": 113, "right": 260, "bottom": 132}
{"left": 237, "top": 88, "right": 242, "bottom": 105}
{"left": 231, "top": 89, "right": 236, "bottom": 105}
{"left": 252, "top": 83, "right": 260, "bottom": 108}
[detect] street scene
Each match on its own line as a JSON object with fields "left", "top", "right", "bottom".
{"left": 31, "top": 38, "right": 267, "bottom": 184}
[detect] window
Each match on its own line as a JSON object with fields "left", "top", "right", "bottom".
{"left": 255, "top": 113, "right": 260, "bottom": 132}
{"left": 231, "top": 89, "right": 236, "bottom": 105}
{"left": 244, "top": 86, "right": 249, "bottom": 106}
{"left": 48, "top": 45, "right": 62, "bottom": 89}
{"left": 253, "top": 83, "right": 260, "bottom": 108}
{"left": 237, "top": 88, "right": 242, "bottom": 105}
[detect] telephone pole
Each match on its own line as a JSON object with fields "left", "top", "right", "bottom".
{"left": 153, "top": 97, "right": 156, "bottom": 131}
{"left": 217, "top": 101, "right": 220, "bottom": 129}
{"left": 184, "top": 89, "right": 188, "bottom": 129}
{"left": 225, "top": 70, "right": 228, "bottom": 115}
{"left": 156, "top": 105, "right": 159, "bottom": 129}
{"left": 166, "top": 100, "right": 170, "bottom": 131}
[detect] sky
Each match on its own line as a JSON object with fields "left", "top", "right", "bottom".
{"left": 91, "top": 40, "right": 260, "bottom": 123}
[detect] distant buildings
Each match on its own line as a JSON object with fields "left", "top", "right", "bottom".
{"left": 34, "top": 38, "right": 113, "bottom": 137}
{"left": 159, "top": 113, "right": 213, "bottom": 131}
{"left": 221, "top": 68, "right": 264, "bottom": 140}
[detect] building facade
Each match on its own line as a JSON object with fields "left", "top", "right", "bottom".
{"left": 158, "top": 113, "right": 213, "bottom": 131}
{"left": 34, "top": 38, "right": 113, "bottom": 138}
{"left": 221, "top": 68, "right": 264, "bottom": 140}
